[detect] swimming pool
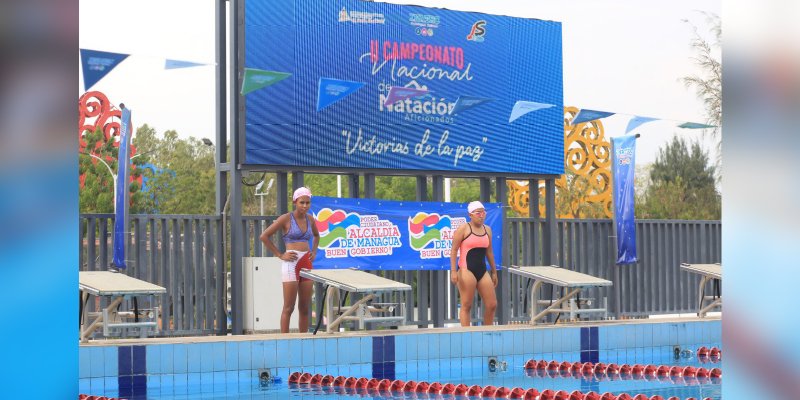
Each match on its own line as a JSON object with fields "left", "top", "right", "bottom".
{"left": 79, "top": 318, "right": 721, "bottom": 399}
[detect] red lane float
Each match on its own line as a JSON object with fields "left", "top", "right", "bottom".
{"left": 649, "top": 396, "right": 664, "bottom": 400}
{"left": 414, "top": 381, "right": 430, "bottom": 393}
{"left": 508, "top": 387, "right": 526, "bottom": 399}
{"left": 288, "top": 372, "right": 301, "bottom": 383}
{"left": 427, "top": 382, "right": 443, "bottom": 394}
{"left": 320, "top": 374, "right": 334, "bottom": 386}
{"left": 495, "top": 386, "right": 512, "bottom": 398}
{"left": 524, "top": 388, "right": 541, "bottom": 400}
{"left": 568, "top": 390, "right": 584, "bottom": 400}
{"left": 467, "top": 384, "right": 483, "bottom": 397}
{"left": 309, "top": 373, "right": 323, "bottom": 384}
{"left": 453, "top": 383, "right": 469, "bottom": 395}
{"left": 583, "top": 391, "right": 602, "bottom": 400}
{"left": 481, "top": 385, "right": 498, "bottom": 397}
{"left": 401, "top": 380, "right": 417, "bottom": 392}
{"left": 617, "top": 394, "right": 633, "bottom": 400}
{"left": 709, "top": 367, "right": 722, "bottom": 378}
{"left": 366, "top": 378, "right": 379, "bottom": 389}
{"left": 332, "top": 375, "right": 347, "bottom": 386}
{"left": 553, "top": 389, "right": 570, "bottom": 400}
{"left": 389, "top": 379, "right": 405, "bottom": 391}
{"left": 343, "top": 376, "right": 357, "bottom": 388}
{"left": 539, "top": 389, "right": 556, "bottom": 400}
{"left": 376, "top": 378, "right": 390, "bottom": 391}
{"left": 441, "top": 383, "right": 456, "bottom": 395}
{"left": 600, "top": 392, "right": 617, "bottom": 400}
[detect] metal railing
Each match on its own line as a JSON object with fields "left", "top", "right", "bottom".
{"left": 80, "top": 214, "right": 721, "bottom": 336}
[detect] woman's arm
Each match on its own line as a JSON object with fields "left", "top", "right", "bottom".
{"left": 259, "top": 214, "right": 294, "bottom": 261}
{"left": 485, "top": 225, "right": 498, "bottom": 287}
{"left": 450, "top": 225, "right": 465, "bottom": 285}
{"left": 308, "top": 215, "right": 320, "bottom": 262}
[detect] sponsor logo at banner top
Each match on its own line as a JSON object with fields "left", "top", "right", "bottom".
{"left": 466, "top": 20, "right": 487, "bottom": 42}
{"left": 87, "top": 56, "right": 118, "bottom": 71}
{"left": 339, "top": 6, "right": 385, "bottom": 24}
{"left": 408, "top": 212, "right": 466, "bottom": 259}
{"left": 616, "top": 146, "right": 634, "bottom": 165}
{"left": 315, "top": 208, "right": 402, "bottom": 258}
{"left": 409, "top": 13, "right": 440, "bottom": 28}
{"left": 379, "top": 80, "right": 456, "bottom": 124}
{"left": 410, "top": 13, "right": 439, "bottom": 36}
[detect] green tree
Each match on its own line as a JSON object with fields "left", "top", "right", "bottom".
{"left": 638, "top": 136, "right": 720, "bottom": 219}
{"left": 682, "top": 12, "right": 721, "bottom": 159}
{"left": 131, "top": 125, "right": 216, "bottom": 215}
{"left": 79, "top": 126, "right": 145, "bottom": 213}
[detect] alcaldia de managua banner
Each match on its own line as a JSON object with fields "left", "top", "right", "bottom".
{"left": 243, "top": 0, "right": 564, "bottom": 175}
{"left": 310, "top": 197, "right": 502, "bottom": 270}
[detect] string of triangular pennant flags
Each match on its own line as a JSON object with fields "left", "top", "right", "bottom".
{"left": 80, "top": 48, "right": 718, "bottom": 131}
{"left": 570, "top": 108, "right": 717, "bottom": 132}
{"left": 80, "top": 48, "right": 214, "bottom": 92}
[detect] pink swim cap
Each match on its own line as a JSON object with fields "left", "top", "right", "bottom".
{"left": 292, "top": 186, "right": 312, "bottom": 201}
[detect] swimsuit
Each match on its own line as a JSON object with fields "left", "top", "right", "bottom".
{"left": 458, "top": 224, "right": 490, "bottom": 281}
{"left": 281, "top": 213, "right": 313, "bottom": 282}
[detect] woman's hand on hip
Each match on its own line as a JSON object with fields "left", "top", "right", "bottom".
{"left": 280, "top": 251, "right": 298, "bottom": 261}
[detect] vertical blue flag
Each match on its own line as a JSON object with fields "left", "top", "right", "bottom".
{"left": 317, "top": 78, "right": 365, "bottom": 111}
{"left": 80, "top": 49, "right": 129, "bottom": 92}
{"left": 112, "top": 108, "right": 132, "bottom": 270}
{"left": 611, "top": 135, "right": 638, "bottom": 265}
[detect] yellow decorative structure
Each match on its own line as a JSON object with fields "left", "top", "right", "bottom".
{"left": 508, "top": 106, "right": 613, "bottom": 219}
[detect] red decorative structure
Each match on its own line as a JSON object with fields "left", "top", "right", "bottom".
{"left": 78, "top": 91, "right": 140, "bottom": 189}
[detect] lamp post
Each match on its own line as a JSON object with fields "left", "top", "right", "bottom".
{"left": 255, "top": 178, "right": 274, "bottom": 216}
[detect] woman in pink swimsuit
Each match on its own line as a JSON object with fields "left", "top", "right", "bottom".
{"left": 260, "top": 187, "right": 320, "bottom": 333}
{"left": 450, "top": 201, "right": 498, "bottom": 326}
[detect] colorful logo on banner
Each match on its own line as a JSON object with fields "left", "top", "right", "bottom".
{"left": 315, "top": 208, "right": 402, "bottom": 258}
{"left": 408, "top": 213, "right": 466, "bottom": 259}
{"left": 611, "top": 135, "right": 638, "bottom": 265}
{"left": 466, "top": 20, "right": 487, "bottom": 42}
{"left": 311, "top": 196, "right": 502, "bottom": 270}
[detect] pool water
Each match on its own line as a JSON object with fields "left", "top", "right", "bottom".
{"left": 113, "top": 344, "right": 722, "bottom": 400}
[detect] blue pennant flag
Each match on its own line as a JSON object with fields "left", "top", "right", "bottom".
{"left": 317, "top": 78, "right": 366, "bottom": 111}
{"left": 80, "top": 49, "right": 129, "bottom": 92}
{"left": 112, "top": 107, "right": 133, "bottom": 270}
{"left": 508, "top": 101, "right": 553, "bottom": 123}
{"left": 450, "top": 96, "right": 494, "bottom": 115}
{"left": 572, "top": 109, "right": 615, "bottom": 125}
{"left": 678, "top": 122, "right": 716, "bottom": 129}
{"left": 625, "top": 116, "right": 658, "bottom": 133}
{"left": 165, "top": 59, "right": 206, "bottom": 69}
{"left": 611, "top": 135, "right": 638, "bottom": 265}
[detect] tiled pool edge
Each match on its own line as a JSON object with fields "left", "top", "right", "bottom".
{"left": 79, "top": 318, "right": 721, "bottom": 397}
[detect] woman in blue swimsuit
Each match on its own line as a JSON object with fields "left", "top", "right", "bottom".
{"left": 260, "top": 187, "right": 320, "bottom": 333}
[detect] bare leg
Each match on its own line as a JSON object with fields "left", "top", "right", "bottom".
{"left": 457, "top": 268, "right": 477, "bottom": 327}
{"left": 281, "top": 282, "right": 298, "bottom": 333}
{"left": 297, "top": 280, "right": 314, "bottom": 333}
{"left": 476, "top": 273, "right": 497, "bottom": 326}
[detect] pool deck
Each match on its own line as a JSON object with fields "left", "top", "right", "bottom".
{"left": 79, "top": 315, "right": 721, "bottom": 347}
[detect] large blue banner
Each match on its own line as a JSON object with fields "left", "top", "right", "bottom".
{"left": 244, "top": 0, "right": 563, "bottom": 175}
{"left": 112, "top": 108, "right": 132, "bottom": 270}
{"left": 310, "top": 196, "right": 502, "bottom": 270}
{"left": 611, "top": 135, "right": 638, "bottom": 265}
